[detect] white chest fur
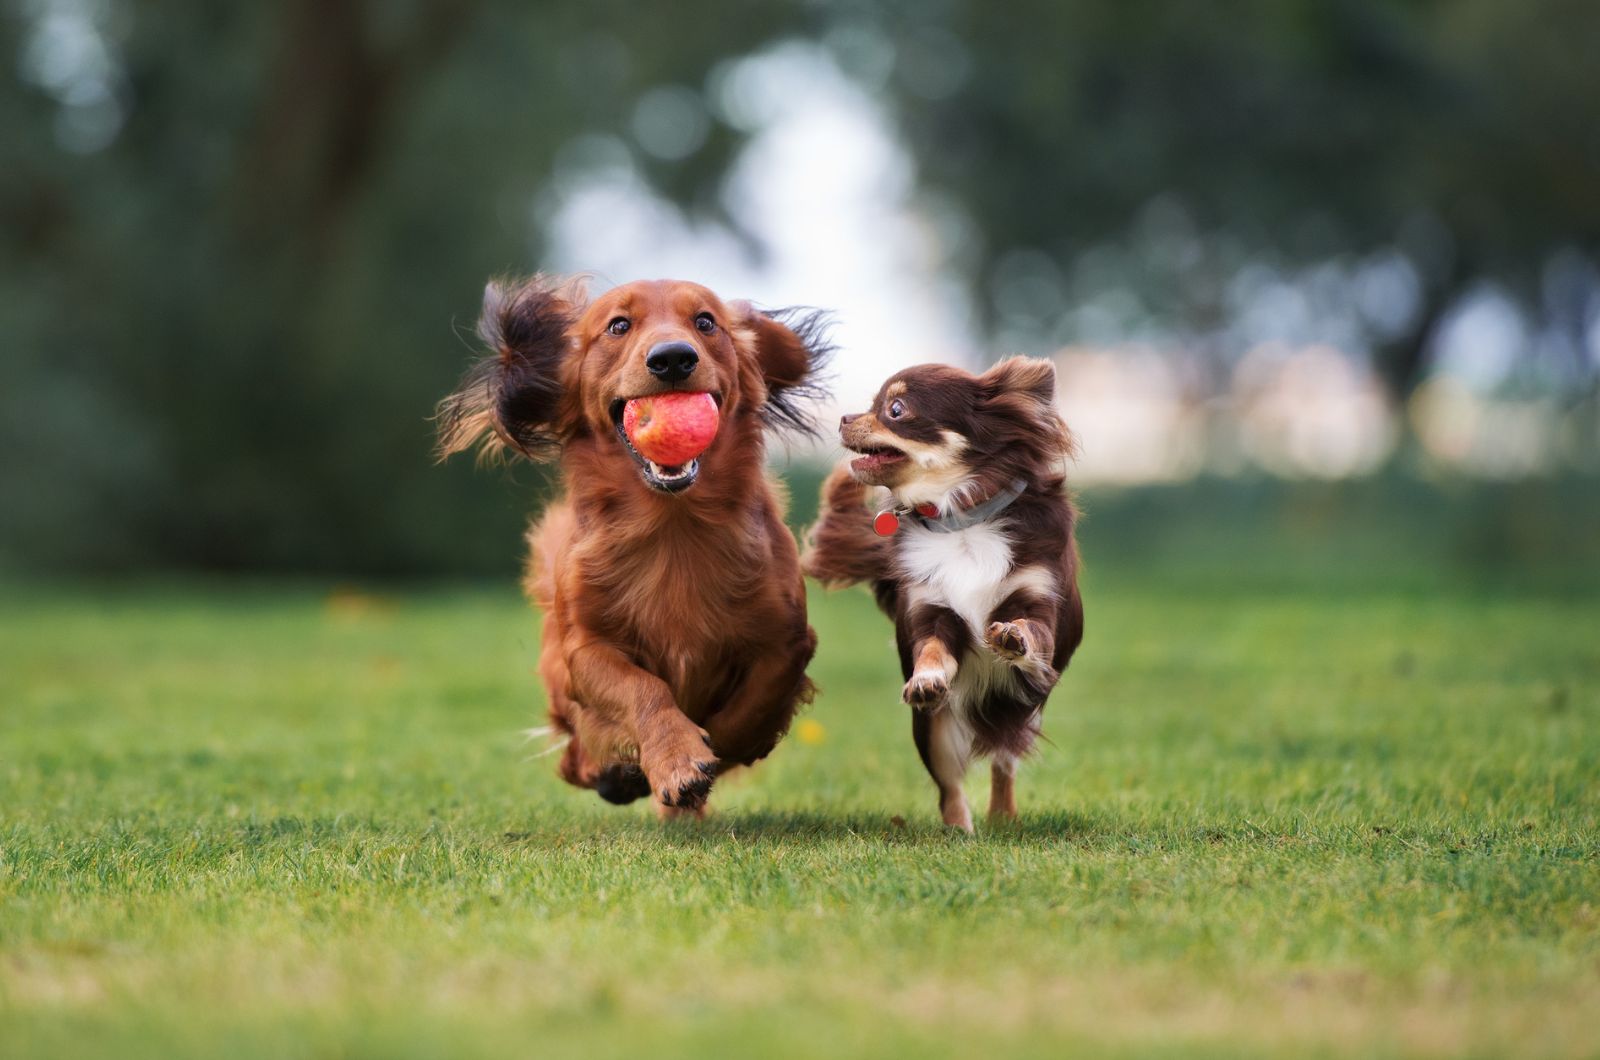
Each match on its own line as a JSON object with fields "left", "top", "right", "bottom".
{"left": 896, "top": 521, "right": 1020, "bottom": 718}
{"left": 897, "top": 521, "right": 1015, "bottom": 635}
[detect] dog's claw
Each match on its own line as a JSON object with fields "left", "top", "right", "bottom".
{"left": 650, "top": 736, "right": 718, "bottom": 811}
{"left": 660, "top": 772, "right": 713, "bottom": 810}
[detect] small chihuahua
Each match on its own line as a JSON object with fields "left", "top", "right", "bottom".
{"left": 803, "top": 358, "right": 1083, "bottom": 831}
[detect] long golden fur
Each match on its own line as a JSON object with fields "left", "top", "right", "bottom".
{"left": 438, "top": 275, "right": 831, "bottom": 818}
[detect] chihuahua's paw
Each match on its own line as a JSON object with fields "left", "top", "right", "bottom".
{"left": 985, "top": 620, "right": 1031, "bottom": 662}
{"left": 902, "top": 670, "right": 950, "bottom": 709}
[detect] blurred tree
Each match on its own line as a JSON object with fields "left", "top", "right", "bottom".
{"left": 850, "top": 0, "right": 1600, "bottom": 397}
{"left": 5, "top": 0, "right": 1598, "bottom": 574}
{"left": 0, "top": 1, "right": 824, "bottom": 573}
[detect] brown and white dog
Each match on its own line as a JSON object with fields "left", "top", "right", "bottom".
{"left": 437, "top": 275, "right": 831, "bottom": 818}
{"left": 804, "top": 358, "right": 1083, "bottom": 831}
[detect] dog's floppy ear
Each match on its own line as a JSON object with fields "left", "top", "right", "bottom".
{"left": 734, "top": 304, "right": 835, "bottom": 436}
{"left": 435, "top": 275, "right": 585, "bottom": 462}
{"left": 978, "top": 356, "right": 1077, "bottom": 461}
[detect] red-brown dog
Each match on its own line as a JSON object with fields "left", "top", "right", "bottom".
{"left": 437, "top": 276, "right": 831, "bottom": 818}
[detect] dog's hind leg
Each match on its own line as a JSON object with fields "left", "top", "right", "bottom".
{"left": 989, "top": 754, "right": 1018, "bottom": 822}
{"left": 593, "top": 761, "right": 651, "bottom": 805}
{"left": 702, "top": 621, "right": 817, "bottom": 767}
{"left": 913, "top": 708, "right": 974, "bottom": 833}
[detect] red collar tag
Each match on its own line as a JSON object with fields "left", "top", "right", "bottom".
{"left": 873, "top": 503, "right": 941, "bottom": 536}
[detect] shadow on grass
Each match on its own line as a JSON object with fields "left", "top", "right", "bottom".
{"left": 500, "top": 808, "right": 1143, "bottom": 846}
{"left": 497, "top": 807, "right": 1491, "bottom": 852}
{"left": 23, "top": 807, "right": 1516, "bottom": 862}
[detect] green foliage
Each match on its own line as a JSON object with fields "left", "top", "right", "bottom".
{"left": 5, "top": 2, "right": 1599, "bottom": 574}
{"left": 863, "top": 0, "right": 1600, "bottom": 387}
{"left": 1, "top": 570, "right": 1596, "bottom": 1057}
{"left": 0, "top": 2, "right": 825, "bottom": 574}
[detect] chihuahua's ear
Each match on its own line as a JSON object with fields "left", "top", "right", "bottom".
{"left": 979, "top": 356, "right": 1077, "bottom": 460}
{"left": 980, "top": 356, "right": 1057, "bottom": 405}
{"left": 734, "top": 304, "right": 835, "bottom": 436}
{"left": 435, "top": 275, "right": 586, "bottom": 462}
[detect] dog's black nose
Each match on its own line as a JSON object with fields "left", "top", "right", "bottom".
{"left": 645, "top": 341, "right": 699, "bottom": 383}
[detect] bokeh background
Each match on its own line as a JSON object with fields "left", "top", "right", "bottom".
{"left": 4, "top": 0, "right": 1599, "bottom": 582}
{"left": 5, "top": 9, "right": 1600, "bottom": 1056}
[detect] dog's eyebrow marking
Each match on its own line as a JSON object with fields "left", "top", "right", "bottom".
{"left": 884, "top": 381, "right": 907, "bottom": 400}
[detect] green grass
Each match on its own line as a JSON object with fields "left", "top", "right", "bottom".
{"left": 1, "top": 569, "right": 1597, "bottom": 1058}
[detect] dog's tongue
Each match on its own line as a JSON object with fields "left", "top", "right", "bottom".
{"left": 622, "top": 391, "right": 720, "bottom": 466}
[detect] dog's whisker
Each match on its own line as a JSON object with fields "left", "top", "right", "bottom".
{"left": 520, "top": 725, "right": 555, "bottom": 744}
{"left": 524, "top": 736, "right": 571, "bottom": 761}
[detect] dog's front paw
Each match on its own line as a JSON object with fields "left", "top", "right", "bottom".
{"left": 985, "top": 621, "right": 1031, "bottom": 662}
{"left": 646, "top": 727, "right": 718, "bottom": 813}
{"left": 902, "top": 671, "right": 950, "bottom": 709}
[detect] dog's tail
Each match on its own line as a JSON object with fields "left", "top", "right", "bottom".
{"left": 802, "top": 462, "right": 893, "bottom": 589}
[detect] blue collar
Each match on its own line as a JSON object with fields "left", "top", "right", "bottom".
{"left": 911, "top": 478, "right": 1028, "bottom": 534}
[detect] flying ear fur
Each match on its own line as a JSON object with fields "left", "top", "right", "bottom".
{"left": 733, "top": 304, "right": 835, "bottom": 438}
{"left": 434, "top": 275, "right": 585, "bottom": 462}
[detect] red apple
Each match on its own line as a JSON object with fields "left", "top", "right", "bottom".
{"left": 622, "top": 391, "right": 720, "bottom": 466}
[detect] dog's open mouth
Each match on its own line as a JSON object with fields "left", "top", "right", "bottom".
{"left": 846, "top": 442, "right": 908, "bottom": 475}
{"left": 609, "top": 396, "right": 720, "bottom": 494}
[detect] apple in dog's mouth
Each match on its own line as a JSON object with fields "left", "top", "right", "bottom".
{"left": 610, "top": 391, "right": 721, "bottom": 493}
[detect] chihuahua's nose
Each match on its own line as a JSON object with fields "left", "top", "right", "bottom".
{"left": 645, "top": 341, "right": 699, "bottom": 383}
{"left": 840, "top": 413, "right": 860, "bottom": 427}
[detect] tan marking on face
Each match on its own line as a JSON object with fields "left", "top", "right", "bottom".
{"left": 842, "top": 415, "right": 972, "bottom": 502}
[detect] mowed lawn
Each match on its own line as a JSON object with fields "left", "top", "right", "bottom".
{"left": 1, "top": 571, "right": 1596, "bottom": 1058}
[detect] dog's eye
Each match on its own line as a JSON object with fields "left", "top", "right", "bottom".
{"left": 694, "top": 312, "right": 716, "bottom": 334}
{"left": 887, "top": 399, "right": 907, "bottom": 419}
{"left": 607, "top": 317, "right": 631, "bottom": 336}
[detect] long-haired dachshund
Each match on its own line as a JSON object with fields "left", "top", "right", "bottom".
{"left": 804, "top": 358, "right": 1083, "bottom": 831}
{"left": 437, "top": 276, "right": 831, "bottom": 818}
